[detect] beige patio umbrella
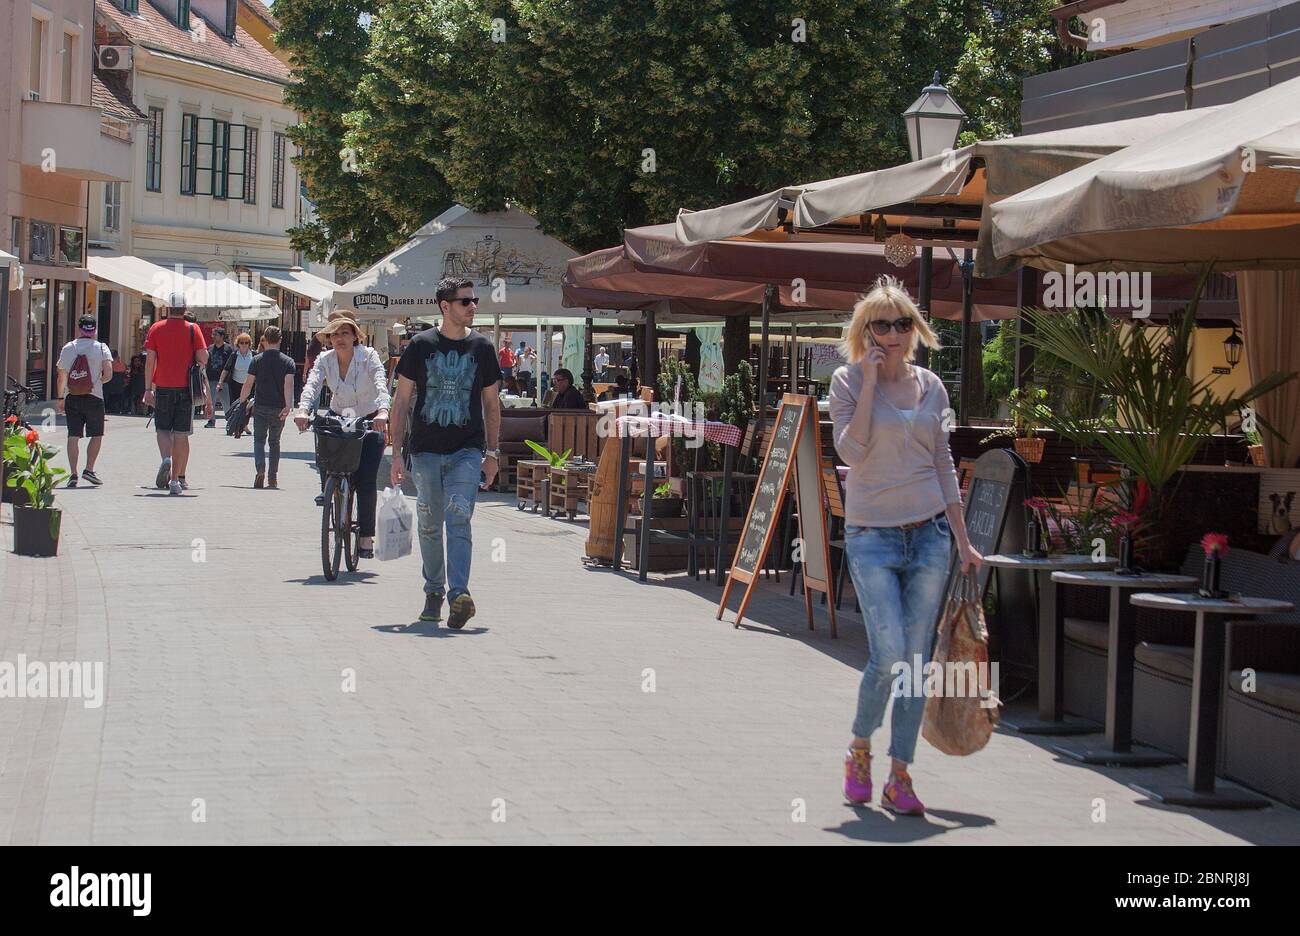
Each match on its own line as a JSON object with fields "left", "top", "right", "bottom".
{"left": 989, "top": 75, "right": 1300, "bottom": 275}
{"left": 673, "top": 109, "right": 1216, "bottom": 276}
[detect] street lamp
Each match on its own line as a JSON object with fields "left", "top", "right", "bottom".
{"left": 1223, "top": 325, "right": 1244, "bottom": 368}
{"left": 903, "top": 71, "right": 967, "bottom": 162}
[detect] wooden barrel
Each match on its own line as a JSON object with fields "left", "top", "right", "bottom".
{"left": 585, "top": 441, "right": 624, "bottom": 562}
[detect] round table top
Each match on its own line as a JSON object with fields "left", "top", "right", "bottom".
{"left": 1051, "top": 570, "right": 1198, "bottom": 589}
{"left": 1128, "top": 592, "right": 1295, "bottom": 614}
{"left": 983, "top": 553, "right": 1117, "bottom": 572}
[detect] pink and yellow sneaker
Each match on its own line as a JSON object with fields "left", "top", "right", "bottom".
{"left": 881, "top": 771, "right": 926, "bottom": 816}
{"left": 843, "top": 748, "right": 872, "bottom": 805}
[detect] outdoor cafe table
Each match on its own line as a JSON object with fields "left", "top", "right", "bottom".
{"left": 983, "top": 553, "right": 1116, "bottom": 735}
{"left": 1049, "top": 570, "right": 1196, "bottom": 766}
{"left": 613, "top": 413, "right": 743, "bottom": 582}
{"left": 1127, "top": 592, "right": 1294, "bottom": 809}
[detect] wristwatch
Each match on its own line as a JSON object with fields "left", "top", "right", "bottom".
{"left": 484, "top": 449, "right": 500, "bottom": 459}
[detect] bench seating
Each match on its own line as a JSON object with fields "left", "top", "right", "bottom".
{"left": 1060, "top": 544, "right": 1300, "bottom": 805}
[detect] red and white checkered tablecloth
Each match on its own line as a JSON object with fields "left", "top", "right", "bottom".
{"left": 615, "top": 413, "right": 743, "bottom": 448}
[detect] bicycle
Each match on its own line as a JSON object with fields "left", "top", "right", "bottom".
{"left": 311, "top": 414, "right": 373, "bottom": 581}
{"left": 3, "top": 377, "right": 38, "bottom": 430}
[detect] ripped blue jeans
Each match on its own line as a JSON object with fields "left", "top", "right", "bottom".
{"left": 410, "top": 448, "right": 482, "bottom": 598}
{"left": 844, "top": 514, "right": 952, "bottom": 764}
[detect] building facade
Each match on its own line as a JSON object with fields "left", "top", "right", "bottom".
{"left": 2, "top": 0, "right": 132, "bottom": 399}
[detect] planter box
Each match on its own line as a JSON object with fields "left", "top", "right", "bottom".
{"left": 13, "top": 506, "right": 61, "bottom": 557}
{"left": 621, "top": 515, "right": 745, "bottom": 572}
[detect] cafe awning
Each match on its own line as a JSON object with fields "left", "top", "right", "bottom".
{"left": 248, "top": 267, "right": 338, "bottom": 305}
{"left": 990, "top": 74, "right": 1300, "bottom": 274}
{"left": 672, "top": 108, "right": 1218, "bottom": 277}
{"left": 89, "top": 251, "right": 277, "bottom": 318}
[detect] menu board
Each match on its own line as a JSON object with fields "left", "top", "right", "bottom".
{"left": 732, "top": 402, "right": 802, "bottom": 579}
{"left": 719, "top": 395, "right": 836, "bottom": 634}
{"left": 940, "top": 448, "right": 1034, "bottom": 672}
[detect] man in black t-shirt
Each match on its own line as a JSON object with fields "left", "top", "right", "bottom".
{"left": 238, "top": 325, "right": 297, "bottom": 488}
{"left": 390, "top": 277, "right": 502, "bottom": 628}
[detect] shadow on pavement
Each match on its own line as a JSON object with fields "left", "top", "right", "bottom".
{"left": 825, "top": 806, "right": 994, "bottom": 842}
{"left": 371, "top": 622, "right": 488, "bottom": 638}
{"left": 286, "top": 571, "right": 382, "bottom": 586}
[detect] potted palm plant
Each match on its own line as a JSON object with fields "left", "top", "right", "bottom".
{"left": 4, "top": 427, "right": 67, "bottom": 556}
{"left": 982, "top": 386, "right": 1052, "bottom": 463}
{"left": 1019, "top": 265, "right": 1296, "bottom": 569}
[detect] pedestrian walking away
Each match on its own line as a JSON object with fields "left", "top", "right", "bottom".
{"left": 828, "top": 275, "right": 982, "bottom": 816}
{"left": 390, "top": 276, "right": 502, "bottom": 629}
{"left": 221, "top": 333, "right": 255, "bottom": 409}
{"left": 295, "top": 313, "right": 390, "bottom": 557}
{"left": 142, "top": 291, "right": 212, "bottom": 495}
{"left": 204, "top": 327, "right": 234, "bottom": 427}
{"left": 56, "top": 314, "right": 113, "bottom": 487}
{"left": 237, "top": 325, "right": 296, "bottom": 489}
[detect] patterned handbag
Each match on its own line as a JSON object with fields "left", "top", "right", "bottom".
{"left": 921, "top": 574, "right": 1001, "bottom": 756}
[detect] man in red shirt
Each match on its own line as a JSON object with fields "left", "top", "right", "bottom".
{"left": 143, "top": 291, "right": 211, "bottom": 494}
{"left": 497, "top": 339, "right": 515, "bottom": 378}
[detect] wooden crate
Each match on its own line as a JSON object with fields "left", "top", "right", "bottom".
{"left": 515, "top": 460, "right": 551, "bottom": 512}
{"left": 549, "top": 463, "right": 597, "bottom": 519}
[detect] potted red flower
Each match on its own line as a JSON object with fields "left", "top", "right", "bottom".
{"left": 1197, "top": 533, "right": 1229, "bottom": 599}
{"left": 3, "top": 428, "right": 67, "bottom": 556}
{"left": 1112, "top": 511, "right": 1141, "bottom": 575}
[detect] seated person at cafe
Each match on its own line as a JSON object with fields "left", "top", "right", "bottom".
{"left": 597, "top": 374, "right": 632, "bottom": 402}
{"left": 548, "top": 369, "right": 586, "bottom": 409}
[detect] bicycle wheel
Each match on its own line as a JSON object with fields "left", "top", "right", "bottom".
{"left": 343, "top": 479, "right": 360, "bottom": 571}
{"left": 321, "top": 475, "right": 343, "bottom": 581}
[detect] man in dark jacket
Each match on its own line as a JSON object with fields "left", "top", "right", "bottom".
{"left": 204, "top": 327, "right": 234, "bottom": 427}
{"left": 548, "top": 369, "right": 587, "bottom": 408}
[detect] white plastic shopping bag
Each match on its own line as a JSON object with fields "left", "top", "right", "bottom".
{"left": 375, "top": 487, "right": 413, "bottom": 561}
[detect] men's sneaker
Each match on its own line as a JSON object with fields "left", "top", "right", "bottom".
{"left": 156, "top": 457, "right": 172, "bottom": 489}
{"left": 254, "top": 472, "right": 265, "bottom": 489}
{"left": 419, "top": 593, "right": 444, "bottom": 623}
{"left": 314, "top": 494, "right": 325, "bottom": 507}
{"left": 446, "top": 592, "right": 476, "bottom": 630}
{"left": 844, "top": 748, "right": 872, "bottom": 805}
{"left": 67, "top": 474, "right": 78, "bottom": 488}
{"left": 205, "top": 419, "right": 216, "bottom": 428}
{"left": 168, "top": 480, "right": 182, "bottom": 496}
{"left": 178, "top": 476, "right": 189, "bottom": 491}
{"left": 81, "top": 468, "right": 103, "bottom": 486}
{"left": 881, "top": 771, "right": 926, "bottom": 816}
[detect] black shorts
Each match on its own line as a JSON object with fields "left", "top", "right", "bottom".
{"left": 153, "top": 387, "right": 194, "bottom": 434}
{"left": 64, "top": 394, "right": 106, "bottom": 438}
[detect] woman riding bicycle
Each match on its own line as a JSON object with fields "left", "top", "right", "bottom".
{"left": 294, "top": 313, "right": 389, "bottom": 559}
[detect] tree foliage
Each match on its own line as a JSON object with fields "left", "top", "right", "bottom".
{"left": 275, "top": 0, "right": 1072, "bottom": 268}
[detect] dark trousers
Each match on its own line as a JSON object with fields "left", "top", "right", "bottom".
{"left": 318, "top": 428, "right": 385, "bottom": 537}
{"left": 252, "top": 406, "right": 286, "bottom": 478}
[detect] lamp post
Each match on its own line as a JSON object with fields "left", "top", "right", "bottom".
{"left": 903, "top": 71, "right": 967, "bottom": 162}
{"left": 1223, "top": 325, "right": 1244, "bottom": 369}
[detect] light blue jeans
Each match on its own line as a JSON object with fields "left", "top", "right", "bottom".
{"left": 411, "top": 448, "right": 482, "bottom": 598}
{"left": 844, "top": 514, "right": 952, "bottom": 764}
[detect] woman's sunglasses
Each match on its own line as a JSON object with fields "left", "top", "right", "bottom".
{"left": 868, "top": 317, "right": 915, "bottom": 336}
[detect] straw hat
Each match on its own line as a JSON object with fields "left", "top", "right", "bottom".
{"left": 316, "top": 310, "right": 361, "bottom": 344}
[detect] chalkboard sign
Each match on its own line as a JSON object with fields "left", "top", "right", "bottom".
{"left": 719, "top": 395, "right": 836, "bottom": 634}
{"left": 938, "top": 448, "right": 1035, "bottom": 673}
{"left": 732, "top": 402, "right": 802, "bottom": 579}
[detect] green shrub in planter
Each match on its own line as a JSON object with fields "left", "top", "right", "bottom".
{"left": 4, "top": 428, "right": 66, "bottom": 557}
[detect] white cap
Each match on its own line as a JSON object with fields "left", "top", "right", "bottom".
{"left": 163, "top": 290, "right": 188, "bottom": 310}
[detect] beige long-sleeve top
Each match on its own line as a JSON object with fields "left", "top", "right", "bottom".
{"left": 828, "top": 363, "right": 963, "bottom": 527}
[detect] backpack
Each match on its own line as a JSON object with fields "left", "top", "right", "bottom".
{"left": 67, "top": 345, "right": 97, "bottom": 396}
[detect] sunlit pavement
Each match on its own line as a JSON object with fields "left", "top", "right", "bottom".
{"left": 2, "top": 415, "right": 1297, "bottom": 844}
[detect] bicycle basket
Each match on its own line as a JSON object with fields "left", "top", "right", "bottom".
{"left": 315, "top": 428, "right": 366, "bottom": 475}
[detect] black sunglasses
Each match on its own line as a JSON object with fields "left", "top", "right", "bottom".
{"left": 869, "top": 317, "right": 915, "bottom": 336}
{"left": 448, "top": 297, "right": 479, "bottom": 307}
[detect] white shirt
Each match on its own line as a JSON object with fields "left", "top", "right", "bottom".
{"left": 595, "top": 351, "right": 609, "bottom": 370}
{"left": 298, "top": 346, "right": 390, "bottom": 418}
{"left": 57, "top": 338, "right": 113, "bottom": 400}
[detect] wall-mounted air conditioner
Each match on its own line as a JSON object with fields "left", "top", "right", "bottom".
{"left": 96, "top": 46, "right": 134, "bottom": 71}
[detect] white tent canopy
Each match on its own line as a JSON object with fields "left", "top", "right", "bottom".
{"left": 89, "top": 251, "right": 277, "bottom": 318}
{"left": 331, "top": 204, "right": 582, "bottom": 322}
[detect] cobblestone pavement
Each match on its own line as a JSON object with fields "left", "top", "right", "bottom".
{"left": 2, "top": 416, "right": 1297, "bottom": 844}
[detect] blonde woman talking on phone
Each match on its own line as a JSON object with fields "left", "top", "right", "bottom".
{"left": 828, "top": 276, "right": 982, "bottom": 816}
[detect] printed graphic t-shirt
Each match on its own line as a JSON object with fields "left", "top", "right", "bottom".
{"left": 396, "top": 329, "right": 502, "bottom": 455}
